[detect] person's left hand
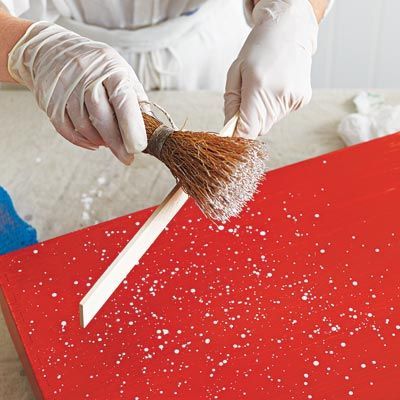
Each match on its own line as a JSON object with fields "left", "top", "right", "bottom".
{"left": 224, "top": 0, "right": 319, "bottom": 139}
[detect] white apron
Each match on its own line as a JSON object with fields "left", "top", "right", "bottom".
{"left": 56, "top": 0, "right": 250, "bottom": 91}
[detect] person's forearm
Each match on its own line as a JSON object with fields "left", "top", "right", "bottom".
{"left": 253, "top": 0, "right": 328, "bottom": 23}
{"left": 308, "top": 0, "right": 328, "bottom": 22}
{"left": 0, "top": 7, "right": 32, "bottom": 83}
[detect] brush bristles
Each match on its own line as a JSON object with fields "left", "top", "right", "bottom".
{"left": 142, "top": 113, "right": 268, "bottom": 222}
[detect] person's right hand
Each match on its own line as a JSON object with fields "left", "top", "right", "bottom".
{"left": 8, "top": 21, "right": 148, "bottom": 165}
{"left": 224, "top": 0, "right": 318, "bottom": 139}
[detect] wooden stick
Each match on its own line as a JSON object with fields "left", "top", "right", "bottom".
{"left": 79, "top": 114, "right": 239, "bottom": 328}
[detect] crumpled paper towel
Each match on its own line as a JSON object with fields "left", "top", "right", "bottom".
{"left": 338, "top": 92, "right": 400, "bottom": 146}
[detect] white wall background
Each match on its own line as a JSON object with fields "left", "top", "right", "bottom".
{"left": 312, "top": 0, "right": 400, "bottom": 88}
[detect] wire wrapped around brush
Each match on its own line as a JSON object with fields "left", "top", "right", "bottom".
{"left": 142, "top": 112, "right": 268, "bottom": 222}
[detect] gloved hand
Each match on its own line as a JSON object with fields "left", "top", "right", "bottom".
{"left": 8, "top": 21, "right": 148, "bottom": 165}
{"left": 225, "top": 0, "right": 319, "bottom": 138}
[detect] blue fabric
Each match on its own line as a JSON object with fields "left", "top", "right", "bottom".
{"left": 0, "top": 187, "right": 37, "bottom": 255}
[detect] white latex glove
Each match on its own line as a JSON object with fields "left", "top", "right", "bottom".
{"left": 8, "top": 21, "right": 148, "bottom": 165}
{"left": 225, "top": 0, "right": 319, "bottom": 138}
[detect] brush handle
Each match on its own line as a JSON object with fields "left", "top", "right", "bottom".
{"left": 79, "top": 114, "right": 239, "bottom": 328}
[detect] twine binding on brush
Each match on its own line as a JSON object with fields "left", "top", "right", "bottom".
{"left": 146, "top": 125, "right": 175, "bottom": 159}
{"left": 140, "top": 100, "right": 178, "bottom": 159}
{"left": 140, "top": 100, "right": 178, "bottom": 129}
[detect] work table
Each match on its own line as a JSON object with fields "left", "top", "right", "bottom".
{"left": 1, "top": 89, "right": 400, "bottom": 399}
{"left": 3, "top": 88, "right": 390, "bottom": 242}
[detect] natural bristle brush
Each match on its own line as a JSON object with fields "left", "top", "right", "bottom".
{"left": 80, "top": 110, "right": 268, "bottom": 328}
{"left": 142, "top": 112, "right": 268, "bottom": 222}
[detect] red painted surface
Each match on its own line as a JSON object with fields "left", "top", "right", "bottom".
{"left": 1, "top": 134, "right": 400, "bottom": 400}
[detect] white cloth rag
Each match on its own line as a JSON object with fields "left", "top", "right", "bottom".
{"left": 338, "top": 91, "right": 400, "bottom": 146}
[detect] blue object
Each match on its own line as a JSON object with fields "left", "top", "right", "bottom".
{"left": 181, "top": 7, "right": 199, "bottom": 16}
{"left": 0, "top": 187, "right": 37, "bottom": 255}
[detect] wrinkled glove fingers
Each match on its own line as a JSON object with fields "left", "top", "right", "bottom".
{"left": 85, "top": 82, "right": 134, "bottom": 165}
{"left": 225, "top": 61, "right": 268, "bottom": 139}
{"left": 103, "top": 72, "right": 148, "bottom": 154}
{"left": 236, "top": 83, "right": 274, "bottom": 139}
{"left": 224, "top": 61, "right": 242, "bottom": 126}
{"left": 52, "top": 113, "right": 98, "bottom": 151}
{"left": 66, "top": 93, "right": 105, "bottom": 147}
